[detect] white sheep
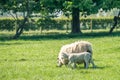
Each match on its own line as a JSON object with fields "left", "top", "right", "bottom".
{"left": 68, "top": 52, "right": 96, "bottom": 69}
{"left": 59, "top": 41, "right": 92, "bottom": 54}
{"left": 57, "top": 41, "right": 93, "bottom": 67}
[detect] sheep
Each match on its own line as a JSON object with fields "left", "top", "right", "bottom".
{"left": 57, "top": 41, "right": 93, "bottom": 67}
{"left": 59, "top": 41, "right": 92, "bottom": 54}
{"left": 67, "top": 52, "right": 96, "bottom": 69}
{"left": 57, "top": 51, "right": 69, "bottom": 67}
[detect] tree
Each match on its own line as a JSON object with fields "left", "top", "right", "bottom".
{"left": 42, "top": 0, "right": 95, "bottom": 33}
{"left": 107, "top": 0, "right": 120, "bottom": 33}
{"left": 109, "top": 11, "right": 120, "bottom": 34}
{"left": 60, "top": 0, "right": 94, "bottom": 33}
{"left": 13, "top": 0, "right": 31, "bottom": 39}
{"left": 0, "top": 0, "right": 40, "bottom": 39}
{"left": 0, "top": 0, "right": 64, "bottom": 39}
{"left": 93, "top": 0, "right": 120, "bottom": 33}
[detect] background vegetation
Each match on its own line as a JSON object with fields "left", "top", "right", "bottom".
{"left": 0, "top": 17, "right": 118, "bottom": 31}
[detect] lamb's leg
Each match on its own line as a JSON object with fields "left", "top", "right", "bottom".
{"left": 90, "top": 59, "right": 96, "bottom": 68}
{"left": 73, "top": 63, "right": 77, "bottom": 69}
{"left": 84, "top": 61, "right": 86, "bottom": 68}
{"left": 68, "top": 61, "right": 76, "bottom": 69}
{"left": 84, "top": 56, "right": 90, "bottom": 69}
{"left": 68, "top": 61, "right": 72, "bottom": 68}
{"left": 84, "top": 61, "right": 89, "bottom": 69}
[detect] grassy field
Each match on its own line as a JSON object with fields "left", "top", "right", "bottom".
{"left": 0, "top": 30, "right": 120, "bottom": 80}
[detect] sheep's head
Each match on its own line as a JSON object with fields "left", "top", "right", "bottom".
{"left": 57, "top": 52, "right": 69, "bottom": 67}
{"left": 57, "top": 57, "right": 62, "bottom": 67}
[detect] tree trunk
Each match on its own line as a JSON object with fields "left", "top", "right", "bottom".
{"left": 109, "top": 16, "right": 118, "bottom": 34}
{"left": 71, "top": 7, "right": 82, "bottom": 33}
{"left": 109, "top": 11, "right": 120, "bottom": 34}
{"left": 13, "top": 17, "right": 27, "bottom": 39}
{"left": 13, "top": 0, "right": 30, "bottom": 39}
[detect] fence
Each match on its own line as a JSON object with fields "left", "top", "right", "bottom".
{"left": 0, "top": 17, "right": 119, "bottom": 32}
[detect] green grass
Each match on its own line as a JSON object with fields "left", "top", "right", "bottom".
{"left": 0, "top": 31, "right": 120, "bottom": 80}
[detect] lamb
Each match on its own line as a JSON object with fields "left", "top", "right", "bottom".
{"left": 57, "top": 41, "right": 93, "bottom": 67}
{"left": 68, "top": 52, "right": 96, "bottom": 69}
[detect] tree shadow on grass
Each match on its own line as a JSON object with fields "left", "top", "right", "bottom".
{"left": 0, "top": 31, "right": 120, "bottom": 41}
{"left": 0, "top": 58, "right": 44, "bottom": 62}
{"left": 0, "top": 42, "right": 24, "bottom": 45}
{"left": 14, "top": 31, "right": 120, "bottom": 41}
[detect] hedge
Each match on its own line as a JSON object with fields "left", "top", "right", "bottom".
{"left": 0, "top": 17, "right": 116, "bottom": 31}
{"left": 0, "top": 18, "right": 15, "bottom": 31}
{"left": 80, "top": 17, "right": 114, "bottom": 29}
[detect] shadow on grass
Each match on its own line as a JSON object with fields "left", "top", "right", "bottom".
{"left": 0, "top": 42, "right": 24, "bottom": 45}
{"left": 72, "top": 65, "right": 110, "bottom": 70}
{"left": 0, "top": 31, "right": 120, "bottom": 41}
{"left": 0, "top": 58, "right": 44, "bottom": 62}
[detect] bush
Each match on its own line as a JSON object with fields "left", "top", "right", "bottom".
{"left": 37, "top": 17, "right": 67, "bottom": 30}
{"left": 0, "top": 18, "right": 15, "bottom": 31}
{"left": 80, "top": 17, "right": 113, "bottom": 29}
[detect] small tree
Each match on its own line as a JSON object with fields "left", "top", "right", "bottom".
{"left": 94, "top": 0, "right": 120, "bottom": 33}
{"left": 0, "top": 0, "right": 40, "bottom": 39}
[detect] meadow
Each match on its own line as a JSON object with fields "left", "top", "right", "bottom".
{"left": 0, "top": 30, "right": 120, "bottom": 80}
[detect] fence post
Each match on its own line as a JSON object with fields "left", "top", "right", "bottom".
{"left": 91, "top": 20, "right": 93, "bottom": 32}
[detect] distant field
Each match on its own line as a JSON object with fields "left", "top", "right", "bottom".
{"left": 0, "top": 30, "right": 120, "bottom": 80}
